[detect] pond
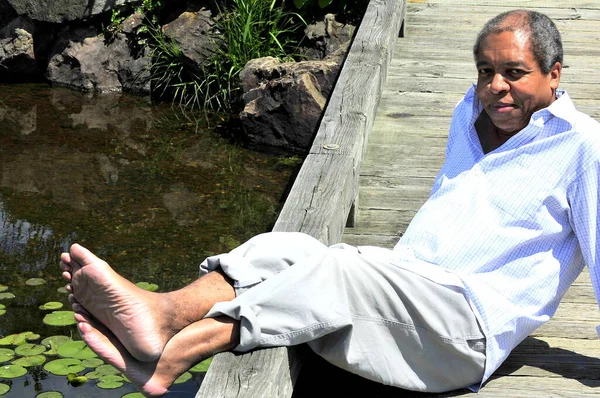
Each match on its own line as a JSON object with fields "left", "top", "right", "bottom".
{"left": 0, "top": 84, "right": 301, "bottom": 397}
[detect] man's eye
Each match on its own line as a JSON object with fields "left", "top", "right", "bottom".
{"left": 478, "top": 68, "right": 492, "bottom": 75}
{"left": 508, "top": 69, "right": 525, "bottom": 76}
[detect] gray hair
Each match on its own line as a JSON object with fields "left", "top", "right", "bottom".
{"left": 473, "top": 10, "right": 563, "bottom": 74}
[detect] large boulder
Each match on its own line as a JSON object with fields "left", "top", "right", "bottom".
{"left": 0, "top": 19, "right": 36, "bottom": 82}
{"left": 239, "top": 53, "right": 345, "bottom": 152}
{"left": 46, "top": 19, "right": 151, "bottom": 93}
{"left": 5, "top": 0, "right": 135, "bottom": 23}
{"left": 162, "top": 7, "right": 217, "bottom": 72}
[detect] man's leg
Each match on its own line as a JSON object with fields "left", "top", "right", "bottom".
{"left": 60, "top": 232, "right": 328, "bottom": 362}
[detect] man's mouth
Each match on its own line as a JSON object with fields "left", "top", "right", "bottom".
{"left": 490, "top": 103, "right": 516, "bottom": 113}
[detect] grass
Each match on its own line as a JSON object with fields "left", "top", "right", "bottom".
{"left": 144, "top": 0, "right": 305, "bottom": 113}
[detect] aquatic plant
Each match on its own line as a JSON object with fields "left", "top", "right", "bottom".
{"left": 144, "top": 0, "right": 304, "bottom": 113}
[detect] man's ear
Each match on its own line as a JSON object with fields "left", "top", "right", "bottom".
{"left": 549, "top": 62, "right": 562, "bottom": 89}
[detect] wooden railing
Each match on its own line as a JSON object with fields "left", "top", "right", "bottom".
{"left": 196, "top": 1, "right": 406, "bottom": 396}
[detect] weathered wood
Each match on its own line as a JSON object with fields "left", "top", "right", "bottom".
{"left": 196, "top": 1, "right": 406, "bottom": 397}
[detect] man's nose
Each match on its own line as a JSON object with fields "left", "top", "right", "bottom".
{"left": 489, "top": 73, "right": 509, "bottom": 94}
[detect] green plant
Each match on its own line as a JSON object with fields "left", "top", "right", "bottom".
{"left": 144, "top": 0, "right": 304, "bottom": 113}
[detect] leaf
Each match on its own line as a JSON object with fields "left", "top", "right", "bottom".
{"left": 0, "top": 332, "right": 36, "bottom": 346}
{"left": 39, "top": 302, "right": 64, "bottom": 310}
{"left": 135, "top": 282, "right": 159, "bottom": 292}
{"left": 0, "top": 348, "right": 15, "bottom": 363}
{"left": 0, "top": 293, "right": 15, "bottom": 300}
{"left": 122, "top": 393, "right": 145, "bottom": 398}
{"left": 35, "top": 392, "right": 64, "bottom": 398}
{"left": 43, "top": 311, "right": 76, "bottom": 326}
{"left": 189, "top": 356, "right": 212, "bottom": 373}
{"left": 318, "top": 0, "right": 333, "bottom": 8}
{"left": 0, "top": 364, "right": 27, "bottom": 378}
{"left": 25, "top": 278, "right": 46, "bottom": 286}
{"left": 173, "top": 371, "right": 192, "bottom": 384}
{"left": 57, "top": 341, "right": 97, "bottom": 360}
{"left": 0, "top": 285, "right": 7, "bottom": 292}
{"left": 15, "top": 343, "right": 46, "bottom": 356}
{"left": 0, "top": 304, "right": 5, "bottom": 316}
{"left": 97, "top": 374, "right": 124, "bottom": 389}
{"left": 293, "top": 0, "right": 309, "bottom": 8}
{"left": 67, "top": 373, "right": 87, "bottom": 386}
{"left": 57, "top": 287, "right": 68, "bottom": 294}
{"left": 44, "top": 358, "right": 85, "bottom": 376}
{"left": 0, "top": 383, "right": 9, "bottom": 395}
{"left": 85, "top": 364, "right": 120, "bottom": 379}
{"left": 41, "top": 336, "right": 73, "bottom": 355}
{"left": 12, "top": 354, "right": 46, "bottom": 367}
{"left": 81, "top": 358, "right": 104, "bottom": 368}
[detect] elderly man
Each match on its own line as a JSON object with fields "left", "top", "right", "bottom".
{"left": 60, "top": 9, "right": 600, "bottom": 397}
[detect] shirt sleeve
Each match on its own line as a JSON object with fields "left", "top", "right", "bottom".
{"left": 567, "top": 159, "right": 600, "bottom": 337}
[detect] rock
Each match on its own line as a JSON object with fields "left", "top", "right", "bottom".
{"left": 0, "top": 24, "right": 36, "bottom": 82}
{"left": 46, "top": 27, "right": 151, "bottom": 93}
{"left": 0, "top": 0, "right": 17, "bottom": 30}
{"left": 162, "top": 8, "right": 217, "bottom": 73}
{"left": 303, "top": 13, "right": 355, "bottom": 60}
{"left": 239, "top": 55, "right": 343, "bottom": 152}
{"left": 5, "top": 0, "right": 137, "bottom": 23}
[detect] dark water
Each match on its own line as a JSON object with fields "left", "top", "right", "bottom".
{"left": 0, "top": 84, "right": 301, "bottom": 397}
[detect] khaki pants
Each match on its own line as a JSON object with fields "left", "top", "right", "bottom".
{"left": 201, "top": 232, "right": 486, "bottom": 393}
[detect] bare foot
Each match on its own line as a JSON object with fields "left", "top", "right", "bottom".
{"left": 60, "top": 244, "right": 175, "bottom": 362}
{"left": 75, "top": 313, "right": 181, "bottom": 397}
{"left": 75, "top": 312, "right": 238, "bottom": 397}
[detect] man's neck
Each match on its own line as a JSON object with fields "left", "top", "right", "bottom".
{"left": 475, "top": 111, "right": 514, "bottom": 154}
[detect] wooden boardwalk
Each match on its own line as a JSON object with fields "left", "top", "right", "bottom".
{"left": 342, "top": 0, "right": 600, "bottom": 396}
{"left": 197, "top": 1, "right": 600, "bottom": 396}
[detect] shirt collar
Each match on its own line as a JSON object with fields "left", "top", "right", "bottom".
{"left": 467, "top": 85, "right": 576, "bottom": 127}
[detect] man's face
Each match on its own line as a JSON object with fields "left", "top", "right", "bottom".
{"left": 475, "top": 30, "right": 561, "bottom": 136}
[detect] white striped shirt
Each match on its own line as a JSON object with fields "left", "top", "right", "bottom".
{"left": 392, "top": 85, "right": 600, "bottom": 386}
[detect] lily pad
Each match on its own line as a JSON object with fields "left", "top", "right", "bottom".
{"left": 15, "top": 343, "right": 46, "bottom": 356}
{"left": 122, "top": 393, "right": 145, "bottom": 398}
{"left": 0, "top": 364, "right": 27, "bottom": 378}
{"left": 67, "top": 373, "right": 87, "bottom": 386}
{"left": 0, "top": 304, "right": 5, "bottom": 316}
{"left": 81, "top": 358, "right": 104, "bottom": 368}
{"left": 189, "top": 357, "right": 212, "bottom": 373}
{"left": 97, "top": 374, "right": 124, "bottom": 389}
{"left": 85, "top": 364, "right": 120, "bottom": 379}
{"left": 0, "top": 349, "right": 14, "bottom": 363}
{"left": 0, "top": 285, "right": 7, "bottom": 292}
{"left": 40, "top": 302, "right": 64, "bottom": 310}
{"left": 135, "top": 281, "right": 159, "bottom": 292}
{"left": 43, "top": 311, "right": 76, "bottom": 326}
{"left": 41, "top": 336, "right": 73, "bottom": 355}
{"left": 57, "top": 287, "right": 68, "bottom": 294}
{"left": 0, "top": 332, "right": 35, "bottom": 346}
{"left": 0, "top": 383, "right": 9, "bottom": 395}
{"left": 173, "top": 371, "right": 192, "bottom": 384}
{"left": 44, "top": 358, "right": 85, "bottom": 376}
{"left": 12, "top": 354, "right": 46, "bottom": 367}
{"left": 36, "top": 392, "right": 63, "bottom": 398}
{"left": 26, "top": 333, "right": 41, "bottom": 342}
{"left": 25, "top": 278, "right": 46, "bottom": 286}
{"left": 57, "top": 341, "right": 96, "bottom": 360}
{"left": 0, "top": 293, "right": 15, "bottom": 300}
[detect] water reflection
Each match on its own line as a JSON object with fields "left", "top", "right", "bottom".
{"left": 0, "top": 84, "right": 299, "bottom": 396}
